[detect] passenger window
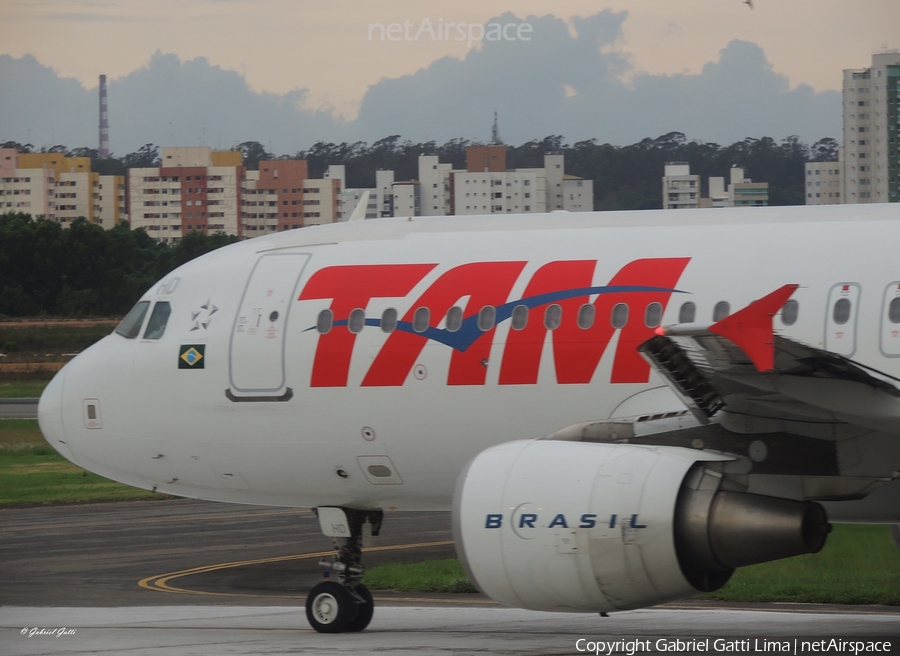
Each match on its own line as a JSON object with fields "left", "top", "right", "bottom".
{"left": 577, "top": 303, "right": 595, "bottom": 330}
{"left": 833, "top": 298, "right": 851, "bottom": 325}
{"left": 478, "top": 306, "right": 496, "bottom": 331}
{"left": 348, "top": 308, "right": 365, "bottom": 334}
{"left": 544, "top": 304, "right": 561, "bottom": 330}
{"left": 889, "top": 298, "right": 900, "bottom": 324}
{"left": 781, "top": 300, "right": 799, "bottom": 326}
{"left": 143, "top": 302, "right": 171, "bottom": 340}
{"left": 611, "top": 303, "right": 628, "bottom": 329}
{"left": 511, "top": 305, "right": 528, "bottom": 330}
{"left": 678, "top": 301, "right": 696, "bottom": 324}
{"left": 316, "top": 309, "right": 333, "bottom": 334}
{"left": 644, "top": 302, "right": 662, "bottom": 328}
{"left": 413, "top": 307, "right": 430, "bottom": 333}
{"left": 381, "top": 308, "right": 397, "bottom": 333}
{"left": 115, "top": 301, "right": 150, "bottom": 339}
{"left": 445, "top": 306, "right": 462, "bottom": 332}
{"left": 713, "top": 301, "right": 730, "bottom": 322}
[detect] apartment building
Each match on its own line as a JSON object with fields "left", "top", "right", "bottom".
{"left": 130, "top": 147, "right": 244, "bottom": 242}
{"left": 662, "top": 162, "right": 700, "bottom": 209}
{"left": 805, "top": 159, "right": 844, "bottom": 205}
{"left": 0, "top": 149, "right": 125, "bottom": 226}
{"left": 843, "top": 51, "right": 900, "bottom": 204}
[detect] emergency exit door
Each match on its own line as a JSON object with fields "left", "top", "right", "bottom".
{"left": 824, "top": 283, "right": 860, "bottom": 357}
{"left": 229, "top": 252, "right": 310, "bottom": 395}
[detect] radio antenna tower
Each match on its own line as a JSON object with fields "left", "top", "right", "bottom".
{"left": 491, "top": 111, "right": 503, "bottom": 145}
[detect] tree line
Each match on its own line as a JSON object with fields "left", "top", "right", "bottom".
{"left": 0, "top": 213, "right": 236, "bottom": 317}
{"left": 4, "top": 132, "right": 838, "bottom": 210}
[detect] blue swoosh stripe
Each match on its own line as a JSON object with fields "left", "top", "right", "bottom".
{"left": 311, "top": 284, "right": 684, "bottom": 353}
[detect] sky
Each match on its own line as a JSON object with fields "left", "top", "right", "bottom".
{"left": 0, "top": 0, "right": 898, "bottom": 153}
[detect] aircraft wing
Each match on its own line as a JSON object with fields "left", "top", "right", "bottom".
{"left": 639, "top": 284, "right": 900, "bottom": 435}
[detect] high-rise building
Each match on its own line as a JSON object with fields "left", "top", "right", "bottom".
{"left": 418, "top": 155, "right": 453, "bottom": 216}
{"left": 843, "top": 51, "right": 900, "bottom": 204}
{"left": 130, "top": 147, "right": 245, "bottom": 241}
{"left": 662, "top": 162, "right": 700, "bottom": 209}
{"left": 668, "top": 164, "right": 767, "bottom": 209}
{"left": 0, "top": 149, "right": 125, "bottom": 226}
{"left": 805, "top": 155, "right": 844, "bottom": 206}
{"left": 450, "top": 149, "right": 589, "bottom": 216}
{"left": 728, "top": 167, "right": 769, "bottom": 206}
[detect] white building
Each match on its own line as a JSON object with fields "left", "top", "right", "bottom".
{"left": 563, "top": 177, "right": 593, "bottom": 212}
{"left": 418, "top": 155, "right": 453, "bottom": 216}
{"left": 662, "top": 162, "right": 700, "bottom": 209}
{"left": 452, "top": 169, "right": 547, "bottom": 215}
{"left": 706, "top": 177, "right": 730, "bottom": 208}
{"left": 728, "top": 167, "right": 769, "bottom": 207}
{"left": 333, "top": 165, "right": 395, "bottom": 220}
{"left": 805, "top": 157, "right": 844, "bottom": 206}
{"left": 843, "top": 51, "right": 900, "bottom": 204}
{"left": 301, "top": 178, "right": 341, "bottom": 226}
{"left": 375, "top": 170, "right": 395, "bottom": 217}
{"left": 545, "top": 154, "right": 565, "bottom": 210}
{"left": 391, "top": 181, "right": 420, "bottom": 216}
{"left": 0, "top": 149, "right": 125, "bottom": 226}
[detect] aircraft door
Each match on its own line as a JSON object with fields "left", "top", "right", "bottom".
{"left": 824, "top": 282, "right": 860, "bottom": 357}
{"left": 229, "top": 252, "right": 310, "bottom": 397}
{"left": 880, "top": 282, "right": 900, "bottom": 357}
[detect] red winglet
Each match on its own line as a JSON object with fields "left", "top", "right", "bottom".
{"left": 708, "top": 284, "right": 798, "bottom": 372}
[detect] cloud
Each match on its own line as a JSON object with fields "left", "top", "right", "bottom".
{"left": 353, "top": 11, "right": 840, "bottom": 146}
{"left": 0, "top": 54, "right": 95, "bottom": 148}
{"left": 109, "top": 52, "right": 344, "bottom": 153}
{"left": 0, "top": 11, "right": 841, "bottom": 154}
{"left": 0, "top": 52, "right": 344, "bottom": 154}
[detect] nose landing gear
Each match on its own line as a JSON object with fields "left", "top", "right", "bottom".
{"left": 307, "top": 507, "right": 382, "bottom": 633}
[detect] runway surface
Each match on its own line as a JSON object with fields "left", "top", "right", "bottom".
{"left": 1, "top": 499, "right": 898, "bottom": 655}
{"left": 0, "top": 398, "right": 38, "bottom": 419}
{"left": 2, "top": 605, "right": 898, "bottom": 656}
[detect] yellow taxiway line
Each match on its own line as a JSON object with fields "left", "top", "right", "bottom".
{"left": 138, "top": 539, "right": 496, "bottom": 604}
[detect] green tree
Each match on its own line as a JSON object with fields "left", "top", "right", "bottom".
{"left": 122, "top": 144, "right": 160, "bottom": 169}
{"left": 234, "top": 141, "right": 272, "bottom": 171}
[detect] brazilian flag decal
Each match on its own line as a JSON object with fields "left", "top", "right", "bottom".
{"left": 179, "top": 344, "right": 205, "bottom": 369}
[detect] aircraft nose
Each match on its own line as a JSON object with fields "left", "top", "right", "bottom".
{"left": 38, "top": 367, "right": 71, "bottom": 459}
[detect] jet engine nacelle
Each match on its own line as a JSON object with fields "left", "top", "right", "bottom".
{"left": 452, "top": 440, "right": 829, "bottom": 613}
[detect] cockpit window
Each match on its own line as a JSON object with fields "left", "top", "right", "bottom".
{"left": 144, "top": 302, "right": 172, "bottom": 340}
{"left": 115, "top": 301, "right": 150, "bottom": 339}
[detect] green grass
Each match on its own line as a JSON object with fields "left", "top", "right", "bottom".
{"left": 0, "top": 379, "right": 49, "bottom": 398}
{"left": 699, "top": 523, "right": 900, "bottom": 605}
{"left": 363, "top": 558, "right": 477, "bottom": 593}
{"left": 364, "top": 525, "right": 900, "bottom": 604}
{"left": 0, "top": 322, "right": 112, "bottom": 354}
{"left": 0, "top": 418, "right": 169, "bottom": 505}
{"left": 0, "top": 419, "right": 47, "bottom": 447}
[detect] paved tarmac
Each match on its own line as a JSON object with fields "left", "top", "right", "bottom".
{"left": 2, "top": 605, "right": 899, "bottom": 656}
{"left": 1, "top": 499, "right": 898, "bottom": 655}
{"left": 0, "top": 398, "right": 39, "bottom": 419}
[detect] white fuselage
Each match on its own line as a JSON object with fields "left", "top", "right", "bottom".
{"left": 38, "top": 204, "right": 900, "bottom": 513}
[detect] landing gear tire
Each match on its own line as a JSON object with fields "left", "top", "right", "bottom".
{"left": 310, "top": 507, "right": 383, "bottom": 633}
{"left": 345, "top": 584, "right": 374, "bottom": 632}
{"left": 306, "top": 581, "right": 358, "bottom": 633}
